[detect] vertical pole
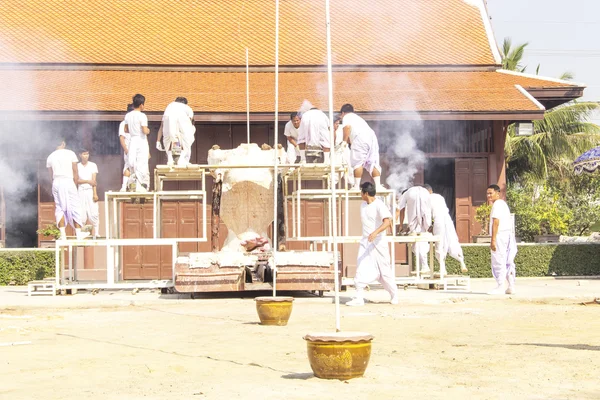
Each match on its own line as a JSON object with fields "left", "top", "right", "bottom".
{"left": 272, "top": 0, "right": 280, "bottom": 297}
{"left": 246, "top": 48, "right": 251, "bottom": 144}
{"left": 325, "top": 0, "right": 340, "bottom": 332}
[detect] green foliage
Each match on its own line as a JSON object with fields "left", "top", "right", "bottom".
{"left": 500, "top": 37, "right": 529, "bottom": 72}
{"left": 474, "top": 203, "right": 492, "bottom": 235}
{"left": 36, "top": 223, "right": 61, "bottom": 240}
{"left": 0, "top": 251, "right": 55, "bottom": 285}
{"left": 444, "top": 244, "right": 600, "bottom": 277}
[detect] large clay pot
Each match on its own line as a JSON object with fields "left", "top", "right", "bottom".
{"left": 303, "top": 331, "right": 374, "bottom": 380}
{"left": 255, "top": 296, "right": 294, "bottom": 326}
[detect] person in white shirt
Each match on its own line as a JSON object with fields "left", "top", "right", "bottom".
{"left": 46, "top": 139, "right": 88, "bottom": 240}
{"left": 124, "top": 94, "right": 150, "bottom": 191}
{"left": 77, "top": 149, "right": 99, "bottom": 239}
{"left": 118, "top": 103, "right": 134, "bottom": 192}
{"left": 297, "top": 104, "right": 331, "bottom": 164}
{"left": 340, "top": 104, "right": 382, "bottom": 191}
{"left": 346, "top": 182, "right": 398, "bottom": 306}
{"left": 156, "top": 97, "right": 196, "bottom": 166}
{"left": 425, "top": 185, "right": 468, "bottom": 276}
{"left": 396, "top": 185, "right": 432, "bottom": 273}
{"left": 333, "top": 114, "right": 354, "bottom": 187}
{"left": 283, "top": 112, "right": 301, "bottom": 164}
{"left": 486, "top": 184, "right": 517, "bottom": 295}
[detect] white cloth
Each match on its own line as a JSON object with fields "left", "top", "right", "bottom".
{"left": 52, "top": 177, "right": 83, "bottom": 229}
{"left": 77, "top": 161, "right": 99, "bottom": 230}
{"left": 284, "top": 120, "right": 300, "bottom": 164}
{"left": 162, "top": 102, "right": 196, "bottom": 158}
{"left": 46, "top": 149, "right": 78, "bottom": 179}
{"left": 490, "top": 199, "right": 517, "bottom": 286}
{"left": 397, "top": 186, "right": 432, "bottom": 233}
{"left": 430, "top": 193, "right": 465, "bottom": 272}
{"left": 342, "top": 112, "right": 373, "bottom": 143}
{"left": 124, "top": 110, "right": 148, "bottom": 138}
{"left": 119, "top": 120, "right": 131, "bottom": 172}
{"left": 77, "top": 162, "right": 98, "bottom": 190}
{"left": 343, "top": 113, "right": 380, "bottom": 175}
{"left": 297, "top": 109, "right": 330, "bottom": 148}
{"left": 354, "top": 199, "right": 398, "bottom": 299}
{"left": 128, "top": 137, "right": 150, "bottom": 187}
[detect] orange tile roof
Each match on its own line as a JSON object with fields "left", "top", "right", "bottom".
{"left": 0, "top": 0, "right": 495, "bottom": 66}
{"left": 0, "top": 70, "right": 577, "bottom": 114}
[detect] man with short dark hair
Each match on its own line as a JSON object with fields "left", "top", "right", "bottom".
{"left": 124, "top": 94, "right": 150, "bottom": 191}
{"left": 346, "top": 182, "right": 398, "bottom": 306}
{"left": 46, "top": 138, "right": 88, "bottom": 240}
{"left": 339, "top": 103, "right": 382, "bottom": 190}
{"left": 77, "top": 149, "right": 99, "bottom": 238}
{"left": 486, "top": 184, "right": 517, "bottom": 294}
{"left": 283, "top": 112, "right": 301, "bottom": 164}
{"left": 297, "top": 101, "right": 331, "bottom": 164}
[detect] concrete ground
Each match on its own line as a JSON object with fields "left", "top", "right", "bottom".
{"left": 1, "top": 277, "right": 599, "bottom": 400}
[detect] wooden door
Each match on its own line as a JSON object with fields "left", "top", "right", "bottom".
{"left": 455, "top": 158, "right": 488, "bottom": 243}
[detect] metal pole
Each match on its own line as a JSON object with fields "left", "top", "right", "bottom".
{"left": 272, "top": 0, "right": 279, "bottom": 297}
{"left": 246, "top": 48, "right": 251, "bottom": 144}
{"left": 325, "top": 0, "right": 340, "bottom": 332}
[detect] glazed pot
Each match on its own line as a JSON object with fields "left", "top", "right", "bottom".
{"left": 254, "top": 296, "right": 294, "bottom": 326}
{"left": 303, "top": 331, "right": 374, "bottom": 380}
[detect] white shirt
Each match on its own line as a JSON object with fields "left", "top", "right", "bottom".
{"left": 361, "top": 198, "right": 392, "bottom": 240}
{"left": 298, "top": 109, "right": 330, "bottom": 147}
{"left": 341, "top": 112, "right": 374, "bottom": 143}
{"left": 490, "top": 199, "right": 512, "bottom": 233}
{"left": 118, "top": 120, "right": 130, "bottom": 148}
{"left": 77, "top": 161, "right": 98, "bottom": 190}
{"left": 397, "top": 186, "right": 431, "bottom": 232}
{"left": 162, "top": 102, "right": 194, "bottom": 140}
{"left": 46, "top": 149, "right": 78, "bottom": 179}
{"left": 430, "top": 193, "right": 449, "bottom": 221}
{"left": 124, "top": 110, "right": 149, "bottom": 138}
{"left": 284, "top": 120, "right": 299, "bottom": 140}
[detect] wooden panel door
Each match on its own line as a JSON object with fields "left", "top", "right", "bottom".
{"left": 455, "top": 158, "right": 488, "bottom": 243}
{"left": 122, "top": 204, "right": 144, "bottom": 279}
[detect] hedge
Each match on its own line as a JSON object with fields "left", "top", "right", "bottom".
{"left": 0, "top": 251, "right": 55, "bottom": 285}
{"left": 445, "top": 244, "right": 600, "bottom": 278}
{"left": 1, "top": 244, "right": 599, "bottom": 286}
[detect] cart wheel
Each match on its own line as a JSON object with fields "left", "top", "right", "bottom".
{"left": 318, "top": 290, "right": 324, "bottom": 298}
{"left": 168, "top": 287, "right": 175, "bottom": 294}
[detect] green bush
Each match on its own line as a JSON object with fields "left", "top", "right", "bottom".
{"left": 444, "top": 244, "right": 600, "bottom": 278}
{"left": 0, "top": 251, "right": 55, "bottom": 285}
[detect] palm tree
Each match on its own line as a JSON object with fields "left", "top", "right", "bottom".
{"left": 500, "top": 37, "right": 529, "bottom": 72}
{"left": 505, "top": 101, "right": 600, "bottom": 181}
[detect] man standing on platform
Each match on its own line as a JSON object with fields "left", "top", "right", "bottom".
{"left": 46, "top": 138, "right": 89, "bottom": 241}
{"left": 346, "top": 182, "right": 398, "bottom": 306}
{"left": 396, "top": 185, "right": 432, "bottom": 273}
{"left": 124, "top": 94, "right": 150, "bottom": 191}
{"left": 77, "top": 149, "right": 99, "bottom": 239}
{"left": 339, "top": 104, "right": 383, "bottom": 191}
{"left": 297, "top": 101, "right": 331, "bottom": 164}
{"left": 426, "top": 185, "right": 468, "bottom": 275}
{"left": 486, "top": 184, "right": 517, "bottom": 295}
{"left": 157, "top": 97, "right": 196, "bottom": 166}
{"left": 118, "top": 103, "right": 134, "bottom": 192}
{"left": 283, "top": 112, "right": 301, "bottom": 164}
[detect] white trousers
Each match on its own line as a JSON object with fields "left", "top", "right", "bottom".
{"left": 128, "top": 137, "right": 150, "bottom": 187}
{"left": 350, "top": 131, "right": 381, "bottom": 175}
{"left": 52, "top": 177, "right": 83, "bottom": 229}
{"left": 355, "top": 238, "right": 398, "bottom": 299}
{"left": 434, "top": 213, "right": 465, "bottom": 272}
{"left": 491, "top": 231, "right": 517, "bottom": 287}
{"left": 78, "top": 187, "right": 99, "bottom": 231}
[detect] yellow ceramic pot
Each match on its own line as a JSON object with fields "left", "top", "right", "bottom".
{"left": 255, "top": 296, "right": 294, "bottom": 326}
{"left": 303, "top": 332, "right": 374, "bottom": 380}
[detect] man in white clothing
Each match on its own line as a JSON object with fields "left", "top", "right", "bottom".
{"left": 346, "top": 182, "right": 398, "bottom": 306}
{"left": 486, "top": 184, "right": 517, "bottom": 295}
{"left": 339, "top": 104, "right": 382, "bottom": 191}
{"left": 156, "top": 97, "right": 196, "bottom": 166}
{"left": 297, "top": 106, "right": 331, "bottom": 164}
{"left": 334, "top": 115, "right": 354, "bottom": 186}
{"left": 124, "top": 94, "right": 150, "bottom": 191}
{"left": 118, "top": 103, "right": 134, "bottom": 192}
{"left": 425, "top": 185, "right": 468, "bottom": 275}
{"left": 283, "top": 112, "right": 301, "bottom": 164}
{"left": 396, "top": 185, "right": 432, "bottom": 273}
{"left": 46, "top": 139, "right": 89, "bottom": 241}
{"left": 77, "top": 149, "right": 99, "bottom": 239}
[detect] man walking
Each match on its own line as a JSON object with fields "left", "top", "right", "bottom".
{"left": 486, "top": 184, "right": 517, "bottom": 294}
{"left": 346, "top": 182, "right": 398, "bottom": 306}
{"left": 46, "top": 138, "right": 88, "bottom": 240}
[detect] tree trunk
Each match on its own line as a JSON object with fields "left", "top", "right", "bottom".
{"left": 211, "top": 179, "right": 222, "bottom": 252}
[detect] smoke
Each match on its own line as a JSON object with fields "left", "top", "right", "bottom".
{"left": 382, "top": 125, "right": 426, "bottom": 192}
